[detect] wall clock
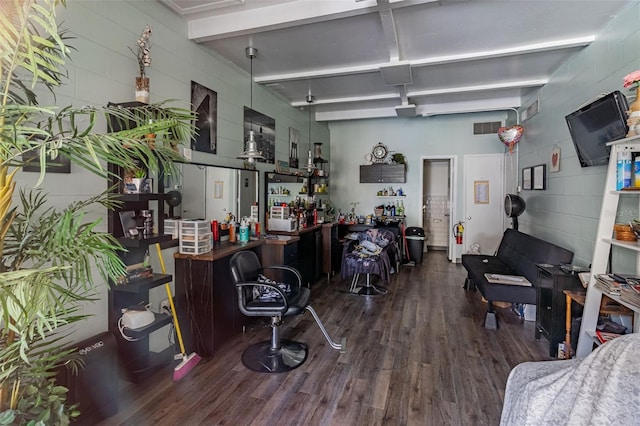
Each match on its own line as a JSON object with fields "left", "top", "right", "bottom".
{"left": 372, "top": 142, "right": 388, "bottom": 163}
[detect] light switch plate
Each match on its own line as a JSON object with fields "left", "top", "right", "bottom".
{"left": 183, "top": 147, "right": 192, "bottom": 161}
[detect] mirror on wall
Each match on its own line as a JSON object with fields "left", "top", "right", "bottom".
{"left": 164, "top": 162, "right": 258, "bottom": 222}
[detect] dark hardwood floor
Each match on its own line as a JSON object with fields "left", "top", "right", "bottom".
{"left": 98, "top": 251, "right": 550, "bottom": 426}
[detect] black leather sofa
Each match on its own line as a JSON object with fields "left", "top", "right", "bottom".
{"left": 461, "top": 229, "right": 574, "bottom": 329}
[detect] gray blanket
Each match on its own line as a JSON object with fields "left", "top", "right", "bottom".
{"left": 500, "top": 333, "right": 640, "bottom": 425}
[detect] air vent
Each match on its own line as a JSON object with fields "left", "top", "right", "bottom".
{"left": 522, "top": 98, "right": 540, "bottom": 122}
{"left": 473, "top": 121, "right": 502, "bottom": 135}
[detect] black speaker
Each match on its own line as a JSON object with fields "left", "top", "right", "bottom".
{"left": 56, "top": 332, "right": 118, "bottom": 424}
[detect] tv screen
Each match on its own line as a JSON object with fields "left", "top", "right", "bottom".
{"left": 565, "top": 91, "right": 629, "bottom": 167}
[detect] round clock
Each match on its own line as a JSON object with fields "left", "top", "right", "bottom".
{"left": 372, "top": 142, "right": 388, "bottom": 163}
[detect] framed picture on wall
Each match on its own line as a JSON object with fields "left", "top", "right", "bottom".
{"left": 289, "top": 127, "right": 299, "bottom": 169}
{"left": 522, "top": 167, "right": 532, "bottom": 190}
{"left": 533, "top": 164, "right": 547, "bottom": 190}
{"left": 190, "top": 81, "right": 218, "bottom": 154}
{"left": 244, "top": 107, "right": 275, "bottom": 164}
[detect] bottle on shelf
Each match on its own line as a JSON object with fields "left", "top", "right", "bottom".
{"left": 617, "top": 150, "right": 632, "bottom": 190}
{"left": 397, "top": 200, "right": 405, "bottom": 216}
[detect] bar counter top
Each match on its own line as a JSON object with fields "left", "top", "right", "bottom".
{"left": 174, "top": 239, "right": 264, "bottom": 262}
{"left": 268, "top": 223, "right": 323, "bottom": 236}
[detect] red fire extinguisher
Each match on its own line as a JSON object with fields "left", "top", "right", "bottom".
{"left": 454, "top": 222, "right": 464, "bottom": 245}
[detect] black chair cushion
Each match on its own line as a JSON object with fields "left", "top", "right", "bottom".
{"left": 245, "top": 286, "right": 310, "bottom": 317}
{"left": 230, "top": 250, "right": 309, "bottom": 317}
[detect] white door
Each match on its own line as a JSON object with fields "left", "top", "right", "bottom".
{"left": 463, "top": 154, "right": 504, "bottom": 255}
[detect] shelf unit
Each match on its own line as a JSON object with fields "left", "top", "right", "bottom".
{"left": 576, "top": 136, "right": 640, "bottom": 357}
{"left": 106, "top": 101, "right": 174, "bottom": 381}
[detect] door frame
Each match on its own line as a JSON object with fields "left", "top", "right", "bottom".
{"left": 419, "top": 155, "right": 457, "bottom": 262}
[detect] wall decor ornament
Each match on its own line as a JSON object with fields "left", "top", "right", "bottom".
{"left": 497, "top": 125, "right": 524, "bottom": 154}
{"left": 550, "top": 145, "right": 560, "bottom": 173}
{"left": 130, "top": 25, "right": 152, "bottom": 103}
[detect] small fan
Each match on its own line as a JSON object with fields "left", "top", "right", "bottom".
{"left": 504, "top": 194, "right": 525, "bottom": 230}
{"left": 166, "top": 190, "right": 182, "bottom": 219}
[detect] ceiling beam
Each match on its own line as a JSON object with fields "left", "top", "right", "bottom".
{"left": 186, "top": 0, "right": 439, "bottom": 41}
{"left": 408, "top": 79, "right": 548, "bottom": 98}
{"left": 290, "top": 79, "right": 546, "bottom": 107}
{"left": 314, "top": 95, "right": 523, "bottom": 121}
{"left": 255, "top": 37, "right": 593, "bottom": 84}
{"left": 377, "top": 0, "right": 401, "bottom": 61}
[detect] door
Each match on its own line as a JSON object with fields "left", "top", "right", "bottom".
{"left": 421, "top": 156, "right": 455, "bottom": 261}
{"left": 463, "top": 154, "right": 504, "bottom": 255}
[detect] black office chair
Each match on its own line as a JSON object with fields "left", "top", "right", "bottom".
{"left": 229, "top": 250, "right": 345, "bottom": 373}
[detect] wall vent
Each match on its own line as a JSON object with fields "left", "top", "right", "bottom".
{"left": 522, "top": 98, "right": 540, "bottom": 122}
{"left": 473, "top": 121, "right": 502, "bottom": 135}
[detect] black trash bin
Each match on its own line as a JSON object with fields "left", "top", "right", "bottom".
{"left": 405, "top": 227, "right": 426, "bottom": 264}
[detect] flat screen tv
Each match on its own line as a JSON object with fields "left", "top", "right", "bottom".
{"left": 565, "top": 90, "right": 629, "bottom": 167}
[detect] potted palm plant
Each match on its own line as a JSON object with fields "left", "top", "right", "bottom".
{"left": 0, "top": 0, "right": 195, "bottom": 424}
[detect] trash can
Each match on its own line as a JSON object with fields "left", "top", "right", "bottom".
{"left": 405, "top": 227, "right": 426, "bottom": 264}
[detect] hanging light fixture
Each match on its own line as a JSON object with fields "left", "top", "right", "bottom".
{"left": 238, "top": 46, "right": 264, "bottom": 167}
{"left": 305, "top": 93, "right": 316, "bottom": 174}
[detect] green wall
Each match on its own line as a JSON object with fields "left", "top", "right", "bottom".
{"left": 518, "top": 1, "right": 640, "bottom": 266}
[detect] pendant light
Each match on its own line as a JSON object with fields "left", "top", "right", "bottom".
{"left": 238, "top": 46, "right": 264, "bottom": 167}
{"left": 305, "top": 94, "right": 316, "bottom": 174}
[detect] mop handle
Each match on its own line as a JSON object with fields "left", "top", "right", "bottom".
{"left": 155, "top": 243, "right": 187, "bottom": 356}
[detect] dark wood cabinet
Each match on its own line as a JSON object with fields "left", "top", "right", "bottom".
{"left": 359, "top": 164, "right": 406, "bottom": 183}
{"left": 535, "top": 265, "right": 582, "bottom": 357}
{"left": 173, "top": 241, "right": 264, "bottom": 358}
{"left": 298, "top": 228, "right": 323, "bottom": 286}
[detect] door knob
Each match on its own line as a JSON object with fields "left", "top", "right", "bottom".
{"left": 467, "top": 216, "right": 471, "bottom": 220}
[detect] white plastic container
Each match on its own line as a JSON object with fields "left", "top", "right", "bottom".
{"left": 179, "top": 220, "right": 211, "bottom": 255}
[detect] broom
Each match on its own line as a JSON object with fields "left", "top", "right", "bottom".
{"left": 155, "top": 243, "right": 201, "bottom": 381}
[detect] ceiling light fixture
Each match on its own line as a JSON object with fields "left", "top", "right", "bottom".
{"left": 305, "top": 93, "right": 316, "bottom": 174}
{"left": 237, "top": 46, "right": 264, "bottom": 168}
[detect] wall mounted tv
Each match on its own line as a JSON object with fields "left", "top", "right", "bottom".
{"left": 565, "top": 90, "right": 629, "bottom": 167}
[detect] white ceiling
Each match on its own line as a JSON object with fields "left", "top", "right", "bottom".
{"left": 159, "top": 0, "right": 630, "bottom": 121}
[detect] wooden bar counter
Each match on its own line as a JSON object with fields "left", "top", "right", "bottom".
{"left": 174, "top": 239, "right": 264, "bottom": 358}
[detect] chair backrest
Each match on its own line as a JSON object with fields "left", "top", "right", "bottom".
{"left": 230, "top": 250, "right": 262, "bottom": 284}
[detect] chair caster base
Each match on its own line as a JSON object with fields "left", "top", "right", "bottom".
{"left": 241, "top": 339, "right": 308, "bottom": 373}
{"left": 352, "top": 285, "right": 388, "bottom": 296}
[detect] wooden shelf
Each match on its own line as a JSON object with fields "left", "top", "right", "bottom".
{"left": 603, "top": 238, "right": 640, "bottom": 253}
{"left": 118, "top": 234, "right": 173, "bottom": 248}
{"left": 112, "top": 193, "right": 167, "bottom": 203}
{"left": 112, "top": 273, "right": 172, "bottom": 294}
{"left": 123, "top": 313, "right": 172, "bottom": 339}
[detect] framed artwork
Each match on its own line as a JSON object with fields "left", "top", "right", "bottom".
{"left": 276, "top": 160, "right": 290, "bottom": 174}
{"left": 244, "top": 107, "right": 275, "bottom": 164}
{"left": 533, "top": 164, "right": 547, "bottom": 190}
{"left": 550, "top": 146, "right": 560, "bottom": 173}
{"left": 22, "top": 150, "right": 71, "bottom": 173}
{"left": 473, "top": 180, "right": 489, "bottom": 204}
{"left": 214, "top": 181, "right": 223, "bottom": 199}
{"left": 190, "top": 81, "right": 217, "bottom": 154}
{"left": 289, "top": 127, "right": 299, "bottom": 169}
{"left": 522, "top": 167, "right": 532, "bottom": 190}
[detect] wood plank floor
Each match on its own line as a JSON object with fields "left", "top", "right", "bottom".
{"left": 98, "top": 251, "right": 551, "bottom": 426}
